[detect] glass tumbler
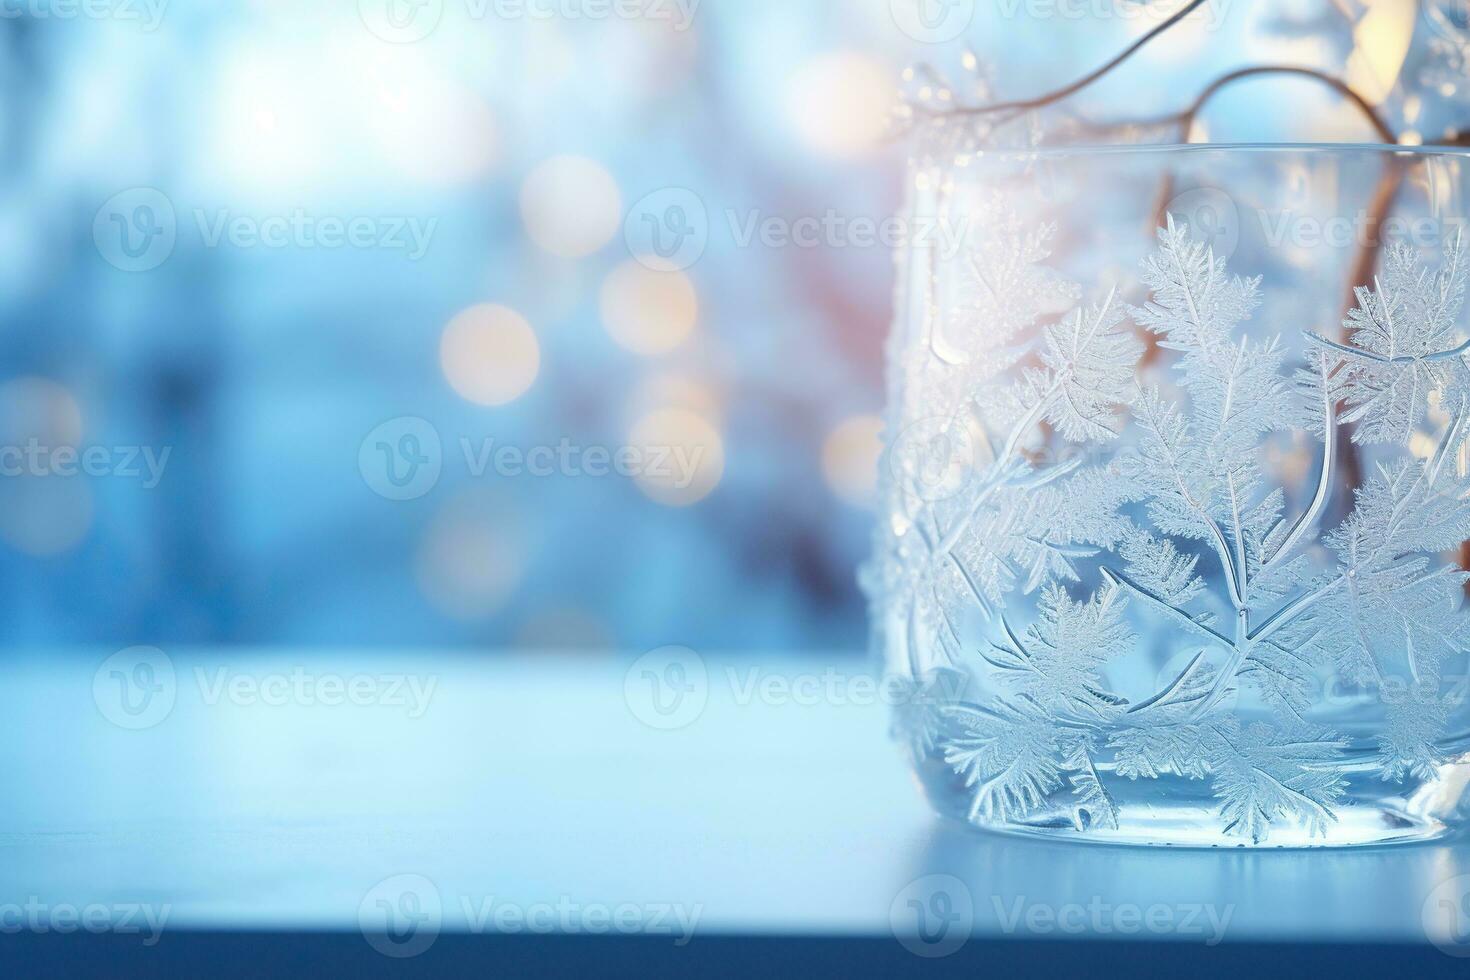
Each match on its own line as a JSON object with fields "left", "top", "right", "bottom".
{"left": 867, "top": 143, "right": 1470, "bottom": 847}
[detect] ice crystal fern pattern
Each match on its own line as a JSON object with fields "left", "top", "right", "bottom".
{"left": 873, "top": 211, "right": 1470, "bottom": 842}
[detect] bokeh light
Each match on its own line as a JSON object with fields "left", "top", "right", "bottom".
{"left": 440, "top": 304, "right": 542, "bottom": 407}
{"left": 626, "top": 373, "right": 724, "bottom": 426}
{"left": 821, "top": 414, "right": 884, "bottom": 509}
{"left": 0, "top": 377, "right": 83, "bottom": 448}
{"left": 362, "top": 57, "right": 499, "bottom": 187}
{"left": 415, "top": 495, "right": 526, "bottom": 622}
{"left": 786, "top": 51, "right": 891, "bottom": 158}
{"left": 599, "top": 260, "right": 699, "bottom": 356}
{"left": 627, "top": 408, "right": 725, "bottom": 507}
{"left": 520, "top": 155, "right": 623, "bottom": 258}
{"left": 0, "top": 378, "right": 92, "bottom": 557}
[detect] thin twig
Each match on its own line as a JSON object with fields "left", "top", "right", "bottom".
{"left": 933, "top": 0, "right": 1213, "bottom": 119}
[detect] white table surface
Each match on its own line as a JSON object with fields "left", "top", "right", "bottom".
{"left": 1, "top": 649, "right": 1467, "bottom": 950}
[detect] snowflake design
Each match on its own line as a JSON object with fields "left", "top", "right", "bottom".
{"left": 871, "top": 210, "right": 1470, "bottom": 843}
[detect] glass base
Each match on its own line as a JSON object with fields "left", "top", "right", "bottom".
{"left": 914, "top": 752, "right": 1470, "bottom": 849}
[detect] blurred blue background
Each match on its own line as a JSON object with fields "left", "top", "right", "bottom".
{"left": 0, "top": 0, "right": 1446, "bottom": 651}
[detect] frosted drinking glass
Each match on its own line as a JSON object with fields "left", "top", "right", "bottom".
{"left": 868, "top": 144, "right": 1470, "bottom": 846}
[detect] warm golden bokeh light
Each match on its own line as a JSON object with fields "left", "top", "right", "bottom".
{"left": 599, "top": 260, "right": 699, "bottom": 356}
{"left": 1346, "top": 0, "right": 1414, "bottom": 105}
{"left": 627, "top": 408, "right": 725, "bottom": 507}
{"left": 440, "top": 303, "right": 541, "bottom": 407}
{"left": 821, "top": 414, "right": 884, "bottom": 509}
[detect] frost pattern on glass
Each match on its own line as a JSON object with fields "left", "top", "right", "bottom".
{"left": 870, "top": 209, "right": 1470, "bottom": 844}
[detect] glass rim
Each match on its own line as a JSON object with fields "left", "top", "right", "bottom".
{"left": 951, "top": 140, "right": 1470, "bottom": 160}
